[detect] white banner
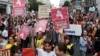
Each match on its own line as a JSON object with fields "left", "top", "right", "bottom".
{"left": 38, "top": 5, "right": 50, "bottom": 19}
{"left": 89, "top": 6, "right": 95, "bottom": 12}
{"left": 64, "top": 24, "right": 82, "bottom": 36}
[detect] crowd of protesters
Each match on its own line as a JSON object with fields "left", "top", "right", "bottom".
{"left": 0, "top": 9, "right": 100, "bottom": 56}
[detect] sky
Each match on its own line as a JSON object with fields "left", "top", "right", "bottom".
{"left": 50, "top": 0, "right": 60, "bottom": 7}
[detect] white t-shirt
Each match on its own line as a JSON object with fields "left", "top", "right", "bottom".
{"left": 37, "top": 48, "right": 56, "bottom": 56}
{"left": 2, "top": 29, "right": 8, "bottom": 38}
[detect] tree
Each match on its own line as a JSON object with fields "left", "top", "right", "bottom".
{"left": 63, "top": 1, "right": 71, "bottom": 7}
{"left": 28, "top": 0, "right": 44, "bottom": 11}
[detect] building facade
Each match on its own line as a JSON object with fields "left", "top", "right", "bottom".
{"left": 96, "top": 0, "right": 100, "bottom": 15}
{"left": 85, "top": 0, "right": 96, "bottom": 12}
{"left": 71, "top": 0, "right": 96, "bottom": 13}
{"left": 0, "top": 0, "right": 12, "bottom": 14}
{"left": 37, "top": 0, "right": 51, "bottom": 5}
{"left": 59, "top": 0, "right": 72, "bottom": 7}
{"left": 0, "top": 0, "right": 29, "bottom": 14}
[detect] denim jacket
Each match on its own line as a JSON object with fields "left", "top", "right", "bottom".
{"left": 79, "top": 37, "right": 87, "bottom": 52}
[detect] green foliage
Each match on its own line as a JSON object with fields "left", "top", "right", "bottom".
{"left": 63, "top": 1, "right": 70, "bottom": 7}
{"left": 28, "top": 0, "right": 44, "bottom": 11}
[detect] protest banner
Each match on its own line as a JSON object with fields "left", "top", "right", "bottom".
{"left": 51, "top": 7, "right": 69, "bottom": 30}
{"left": 12, "top": 0, "right": 25, "bottom": 16}
{"left": 35, "top": 19, "right": 48, "bottom": 32}
{"left": 12, "top": 7, "right": 25, "bottom": 16}
{"left": 38, "top": 5, "right": 50, "bottom": 19}
{"left": 22, "top": 48, "right": 35, "bottom": 56}
{"left": 64, "top": 24, "right": 82, "bottom": 36}
{"left": 13, "top": 0, "right": 25, "bottom": 7}
{"left": 17, "top": 24, "right": 31, "bottom": 40}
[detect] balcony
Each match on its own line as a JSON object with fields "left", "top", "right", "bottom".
{"left": 0, "top": 0, "right": 12, "bottom": 3}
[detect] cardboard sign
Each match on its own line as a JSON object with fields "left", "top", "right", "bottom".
{"left": 17, "top": 24, "right": 31, "bottom": 40}
{"left": 51, "top": 7, "right": 69, "bottom": 30}
{"left": 38, "top": 5, "right": 50, "bottom": 19}
{"left": 12, "top": 0, "right": 25, "bottom": 16}
{"left": 64, "top": 24, "right": 82, "bottom": 36}
{"left": 35, "top": 19, "right": 48, "bottom": 32}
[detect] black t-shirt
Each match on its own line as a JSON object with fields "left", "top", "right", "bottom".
{"left": 94, "top": 38, "right": 100, "bottom": 52}
{"left": 95, "top": 27, "right": 100, "bottom": 37}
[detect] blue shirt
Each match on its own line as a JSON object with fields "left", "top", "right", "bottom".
{"left": 79, "top": 37, "right": 87, "bottom": 52}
